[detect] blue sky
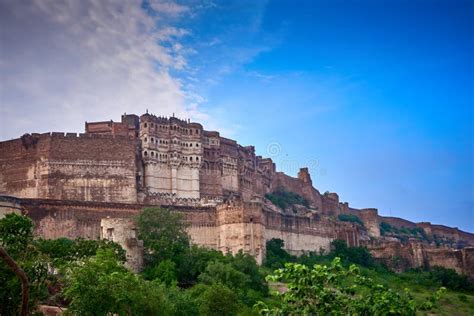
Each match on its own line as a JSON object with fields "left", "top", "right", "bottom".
{"left": 1, "top": 0, "right": 472, "bottom": 231}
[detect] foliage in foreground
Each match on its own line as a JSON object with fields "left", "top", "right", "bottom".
{"left": 63, "top": 248, "right": 172, "bottom": 315}
{"left": 256, "top": 257, "right": 446, "bottom": 315}
{"left": 2, "top": 211, "right": 472, "bottom": 315}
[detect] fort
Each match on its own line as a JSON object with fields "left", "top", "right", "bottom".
{"left": 0, "top": 112, "right": 473, "bottom": 276}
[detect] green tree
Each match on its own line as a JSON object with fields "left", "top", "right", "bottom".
{"left": 0, "top": 213, "right": 48, "bottom": 315}
{"left": 142, "top": 259, "right": 178, "bottom": 286}
{"left": 195, "top": 283, "right": 240, "bottom": 316}
{"left": 264, "top": 238, "right": 295, "bottom": 269}
{"left": 330, "top": 239, "right": 376, "bottom": 268}
{"left": 34, "top": 237, "right": 126, "bottom": 267}
{"left": 229, "top": 251, "right": 268, "bottom": 294}
{"left": 0, "top": 213, "right": 34, "bottom": 255}
{"left": 175, "top": 245, "right": 225, "bottom": 286}
{"left": 64, "top": 248, "right": 172, "bottom": 315}
{"left": 198, "top": 260, "right": 250, "bottom": 290}
{"left": 136, "top": 207, "right": 190, "bottom": 264}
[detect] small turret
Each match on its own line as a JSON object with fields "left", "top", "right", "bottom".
{"left": 298, "top": 167, "right": 312, "bottom": 185}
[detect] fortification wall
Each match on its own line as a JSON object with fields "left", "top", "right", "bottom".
{"left": 0, "top": 133, "right": 138, "bottom": 203}
{"left": 366, "top": 239, "right": 474, "bottom": 277}
{"left": 271, "top": 171, "right": 323, "bottom": 211}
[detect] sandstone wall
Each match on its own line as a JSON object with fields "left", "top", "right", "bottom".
{"left": 100, "top": 217, "right": 144, "bottom": 272}
{"left": 366, "top": 239, "right": 474, "bottom": 277}
{"left": 271, "top": 171, "right": 323, "bottom": 211}
{"left": 0, "top": 133, "right": 138, "bottom": 203}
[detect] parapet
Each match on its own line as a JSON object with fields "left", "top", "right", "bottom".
{"left": 33, "top": 131, "right": 135, "bottom": 141}
{"left": 360, "top": 208, "right": 379, "bottom": 216}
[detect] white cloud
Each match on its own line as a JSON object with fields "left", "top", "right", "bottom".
{"left": 148, "top": 0, "right": 190, "bottom": 17}
{"left": 0, "top": 0, "right": 204, "bottom": 139}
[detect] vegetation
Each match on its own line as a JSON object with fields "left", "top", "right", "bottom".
{"left": 1, "top": 212, "right": 473, "bottom": 315}
{"left": 256, "top": 257, "right": 436, "bottom": 315}
{"left": 337, "top": 213, "right": 364, "bottom": 226}
{"left": 265, "top": 187, "right": 309, "bottom": 210}
{"left": 380, "top": 221, "right": 429, "bottom": 243}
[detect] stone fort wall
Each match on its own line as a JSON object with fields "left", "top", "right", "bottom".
{"left": 0, "top": 133, "right": 137, "bottom": 204}
{"left": 1, "top": 195, "right": 473, "bottom": 276}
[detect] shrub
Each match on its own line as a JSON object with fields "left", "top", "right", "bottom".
{"left": 330, "top": 239, "right": 376, "bottom": 268}
{"left": 429, "top": 266, "right": 474, "bottom": 292}
{"left": 256, "top": 258, "right": 426, "bottom": 315}
{"left": 338, "top": 214, "right": 364, "bottom": 226}
{"left": 265, "top": 188, "right": 309, "bottom": 209}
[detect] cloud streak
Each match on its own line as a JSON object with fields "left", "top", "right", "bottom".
{"left": 0, "top": 0, "right": 201, "bottom": 139}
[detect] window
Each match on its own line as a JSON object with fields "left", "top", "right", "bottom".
{"left": 151, "top": 138, "right": 154, "bottom": 142}
{"left": 196, "top": 157, "right": 199, "bottom": 162}
{"left": 151, "top": 152, "right": 154, "bottom": 157}
{"left": 107, "top": 228, "right": 114, "bottom": 240}
{"left": 190, "top": 157, "right": 193, "bottom": 162}
{"left": 144, "top": 151, "right": 148, "bottom": 156}
{"left": 144, "top": 138, "right": 147, "bottom": 142}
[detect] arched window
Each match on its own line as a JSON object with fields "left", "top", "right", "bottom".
{"left": 144, "top": 123, "right": 148, "bottom": 128}
{"left": 190, "top": 157, "right": 193, "bottom": 162}
{"left": 144, "top": 138, "right": 147, "bottom": 142}
{"left": 151, "top": 152, "right": 154, "bottom": 157}
{"left": 196, "top": 157, "right": 199, "bottom": 162}
{"left": 144, "top": 151, "right": 148, "bottom": 156}
{"left": 151, "top": 138, "right": 154, "bottom": 142}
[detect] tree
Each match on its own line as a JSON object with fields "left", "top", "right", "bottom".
{"left": 264, "top": 238, "right": 295, "bottom": 269}
{"left": 0, "top": 213, "right": 48, "bottom": 315}
{"left": 330, "top": 239, "right": 376, "bottom": 268}
{"left": 136, "top": 207, "right": 190, "bottom": 264}
{"left": 0, "top": 246, "right": 29, "bottom": 316}
{"left": 0, "top": 213, "right": 34, "bottom": 255}
{"left": 175, "top": 245, "right": 225, "bottom": 286}
{"left": 142, "top": 259, "right": 178, "bottom": 286}
{"left": 198, "top": 260, "right": 250, "bottom": 290}
{"left": 256, "top": 258, "right": 443, "bottom": 315}
{"left": 32, "top": 237, "right": 126, "bottom": 277}
{"left": 195, "top": 283, "right": 240, "bottom": 316}
{"left": 63, "top": 248, "right": 172, "bottom": 315}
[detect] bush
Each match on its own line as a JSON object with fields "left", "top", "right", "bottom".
{"left": 338, "top": 214, "right": 364, "bottom": 226}
{"left": 256, "top": 258, "right": 443, "bottom": 315}
{"left": 429, "top": 266, "right": 474, "bottom": 292}
{"left": 330, "top": 239, "right": 377, "bottom": 268}
{"left": 265, "top": 188, "right": 309, "bottom": 209}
